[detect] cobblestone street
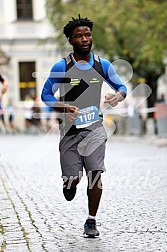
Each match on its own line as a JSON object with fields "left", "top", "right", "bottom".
{"left": 0, "top": 132, "right": 167, "bottom": 252}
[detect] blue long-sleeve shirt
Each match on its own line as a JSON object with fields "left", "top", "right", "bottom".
{"left": 41, "top": 53, "right": 127, "bottom": 107}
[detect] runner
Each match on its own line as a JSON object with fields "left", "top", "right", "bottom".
{"left": 0, "top": 74, "right": 8, "bottom": 133}
{"left": 41, "top": 15, "right": 127, "bottom": 237}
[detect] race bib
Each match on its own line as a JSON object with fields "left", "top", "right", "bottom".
{"left": 75, "top": 106, "right": 100, "bottom": 129}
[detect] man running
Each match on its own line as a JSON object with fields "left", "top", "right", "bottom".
{"left": 0, "top": 74, "right": 8, "bottom": 132}
{"left": 41, "top": 15, "right": 127, "bottom": 237}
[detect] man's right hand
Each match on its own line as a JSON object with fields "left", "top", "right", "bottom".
{"left": 65, "top": 105, "right": 79, "bottom": 122}
{"left": 55, "top": 101, "right": 79, "bottom": 122}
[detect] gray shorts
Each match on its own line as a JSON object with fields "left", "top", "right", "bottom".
{"left": 59, "top": 126, "right": 107, "bottom": 179}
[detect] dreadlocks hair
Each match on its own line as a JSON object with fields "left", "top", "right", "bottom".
{"left": 63, "top": 14, "right": 93, "bottom": 39}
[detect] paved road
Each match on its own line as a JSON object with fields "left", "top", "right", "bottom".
{"left": 0, "top": 133, "right": 167, "bottom": 252}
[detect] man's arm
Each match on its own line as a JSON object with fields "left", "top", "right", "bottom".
{"left": 100, "top": 58, "right": 127, "bottom": 107}
{"left": 103, "top": 60, "right": 127, "bottom": 92}
{"left": 41, "top": 59, "right": 66, "bottom": 108}
{"left": 41, "top": 78, "right": 79, "bottom": 121}
{"left": 41, "top": 60, "right": 79, "bottom": 121}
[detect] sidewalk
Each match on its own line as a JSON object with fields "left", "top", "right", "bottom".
{"left": 0, "top": 134, "right": 167, "bottom": 251}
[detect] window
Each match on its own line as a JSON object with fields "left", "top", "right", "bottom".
{"left": 16, "top": 0, "right": 33, "bottom": 20}
{"left": 19, "top": 62, "right": 36, "bottom": 101}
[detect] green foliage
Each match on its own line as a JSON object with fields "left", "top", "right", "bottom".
{"left": 45, "top": 0, "right": 167, "bottom": 104}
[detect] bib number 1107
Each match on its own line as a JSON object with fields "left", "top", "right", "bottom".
{"left": 75, "top": 106, "right": 100, "bottom": 128}
{"left": 78, "top": 112, "right": 95, "bottom": 123}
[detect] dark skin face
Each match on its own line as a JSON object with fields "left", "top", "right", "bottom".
{"left": 69, "top": 26, "right": 93, "bottom": 62}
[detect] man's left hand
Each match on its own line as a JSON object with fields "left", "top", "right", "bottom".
{"left": 104, "top": 93, "right": 119, "bottom": 107}
{"left": 104, "top": 91, "right": 126, "bottom": 107}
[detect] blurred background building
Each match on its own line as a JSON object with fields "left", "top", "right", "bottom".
{"left": 0, "top": 0, "right": 60, "bottom": 130}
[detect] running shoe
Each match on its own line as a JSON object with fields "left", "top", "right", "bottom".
{"left": 84, "top": 219, "right": 99, "bottom": 237}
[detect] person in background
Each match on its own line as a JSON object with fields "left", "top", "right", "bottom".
{"left": 43, "top": 106, "right": 52, "bottom": 131}
{"left": 153, "top": 93, "right": 166, "bottom": 135}
{"left": 0, "top": 74, "right": 8, "bottom": 133}
{"left": 7, "top": 98, "right": 16, "bottom": 133}
{"left": 24, "top": 94, "right": 34, "bottom": 133}
{"left": 32, "top": 98, "right": 44, "bottom": 133}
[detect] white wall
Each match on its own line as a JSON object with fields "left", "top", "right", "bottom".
{"left": 33, "top": 0, "right": 46, "bottom": 21}
{"left": 3, "top": 0, "right": 17, "bottom": 23}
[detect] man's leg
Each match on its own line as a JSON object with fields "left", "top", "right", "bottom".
{"left": 78, "top": 126, "right": 106, "bottom": 215}
{"left": 84, "top": 170, "right": 102, "bottom": 237}
{"left": 59, "top": 134, "right": 83, "bottom": 201}
{"left": 63, "top": 177, "right": 81, "bottom": 201}
{"left": 87, "top": 170, "right": 102, "bottom": 216}
{"left": 63, "top": 177, "right": 80, "bottom": 189}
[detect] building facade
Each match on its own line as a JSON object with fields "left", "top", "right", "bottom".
{"left": 0, "top": 1, "right": 60, "bottom": 103}
{"left": 0, "top": 0, "right": 62, "bottom": 129}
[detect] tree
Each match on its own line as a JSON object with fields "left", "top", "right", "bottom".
{"left": 46, "top": 0, "right": 167, "bottom": 113}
